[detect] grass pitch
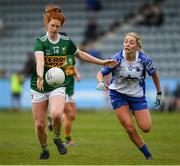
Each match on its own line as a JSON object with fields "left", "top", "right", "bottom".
{"left": 0, "top": 110, "right": 180, "bottom": 165}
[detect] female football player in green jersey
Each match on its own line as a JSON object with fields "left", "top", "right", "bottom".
{"left": 30, "top": 4, "right": 118, "bottom": 160}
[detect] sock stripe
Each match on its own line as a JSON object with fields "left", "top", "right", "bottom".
{"left": 41, "top": 145, "right": 49, "bottom": 151}
{"left": 53, "top": 133, "right": 61, "bottom": 140}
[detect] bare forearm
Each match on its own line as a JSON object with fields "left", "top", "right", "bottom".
{"left": 97, "top": 71, "right": 104, "bottom": 83}
{"left": 152, "top": 71, "right": 161, "bottom": 92}
{"left": 35, "top": 53, "right": 44, "bottom": 78}
{"left": 36, "top": 61, "right": 44, "bottom": 78}
{"left": 76, "top": 50, "right": 103, "bottom": 65}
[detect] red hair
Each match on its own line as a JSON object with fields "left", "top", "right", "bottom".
{"left": 44, "top": 4, "right": 65, "bottom": 26}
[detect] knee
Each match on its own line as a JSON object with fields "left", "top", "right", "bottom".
{"left": 138, "top": 122, "right": 151, "bottom": 133}
{"left": 64, "top": 112, "right": 76, "bottom": 121}
{"left": 69, "top": 114, "right": 76, "bottom": 121}
{"left": 52, "top": 111, "right": 63, "bottom": 122}
{"left": 68, "top": 110, "right": 76, "bottom": 121}
{"left": 36, "top": 122, "right": 46, "bottom": 132}
{"left": 141, "top": 125, "right": 151, "bottom": 133}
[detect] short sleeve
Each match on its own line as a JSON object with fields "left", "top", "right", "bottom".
{"left": 145, "top": 56, "right": 156, "bottom": 76}
{"left": 101, "top": 66, "right": 113, "bottom": 76}
{"left": 67, "top": 39, "right": 78, "bottom": 55}
{"left": 101, "top": 52, "right": 121, "bottom": 76}
{"left": 34, "top": 38, "right": 44, "bottom": 52}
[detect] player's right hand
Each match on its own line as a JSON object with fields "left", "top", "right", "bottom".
{"left": 96, "top": 82, "right": 108, "bottom": 91}
{"left": 37, "top": 77, "right": 44, "bottom": 91}
{"left": 102, "top": 59, "right": 118, "bottom": 68}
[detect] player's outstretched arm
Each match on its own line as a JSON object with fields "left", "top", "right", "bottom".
{"left": 76, "top": 50, "right": 118, "bottom": 67}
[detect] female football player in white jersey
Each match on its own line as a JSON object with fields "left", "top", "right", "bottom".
{"left": 96, "top": 32, "right": 162, "bottom": 160}
{"left": 30, "top": 4, "right": 118, "bottom": 160}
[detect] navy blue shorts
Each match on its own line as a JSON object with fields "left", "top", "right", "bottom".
{"left": 109, "top": 90, "right": 147, "bottom": 111}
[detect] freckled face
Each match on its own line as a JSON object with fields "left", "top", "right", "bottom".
{"left": 123, "top": 34, "right": 138, "bottom": 54}
{"left": 47, "top": 19, "right": 61, "bottom": 35}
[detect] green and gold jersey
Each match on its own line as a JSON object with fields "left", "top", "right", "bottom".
{"left": 64, "top": 54, "right": 75, "bottom": 96}
{"left": 30, "top": 33, "right": 78, "bottom": 93}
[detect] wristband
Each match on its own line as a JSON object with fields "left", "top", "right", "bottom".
{"left": 157, "top": 92, "right": 162, "bottom": 95}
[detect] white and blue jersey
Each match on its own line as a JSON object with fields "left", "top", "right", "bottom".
{"left": 101, "top": 49, "right": 156, "bottom": 111}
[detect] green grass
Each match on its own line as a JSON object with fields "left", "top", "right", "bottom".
{"left": 0, "top": 110, "right": 180, "bottom": 165}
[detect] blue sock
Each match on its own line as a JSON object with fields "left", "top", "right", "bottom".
{"left": 139, "top": 144, "right": 152, "bottom": 157}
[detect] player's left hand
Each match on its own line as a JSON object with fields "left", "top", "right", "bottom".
{"left": 96, "top": 82, "right": 108, "bottom": 91}
{"left": 102, "top": 59, "right": 118, "bottom": 68}
{"left": 155, "top": 92, "right": 163, "bottom": 107}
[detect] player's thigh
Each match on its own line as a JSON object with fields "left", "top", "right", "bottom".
{"left": 31, "top": 89, "right": 49, "bottom": 122}
{"left": 65, "top": 95, "right": 76, "bottom": 113}
{"left": 134, "top": 109, "right": 152, "bottom": 132}
{"left": 32, "top": 100, "right": 48, "bottom": 124}
{"left": 49, "top": 87, "right": 66, "bottom": 115}
{"left": 115, "top": 105, "right": 134, "bottom": 128}
{"left": 49, "top": 95, "right": 65, "bottom": 115}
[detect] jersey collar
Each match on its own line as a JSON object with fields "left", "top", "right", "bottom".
{"left": 122, "top": 49, "right": 139, "bottom": 62}
{"left": 46, "top": 32, "right": 60, "bottom": 44}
